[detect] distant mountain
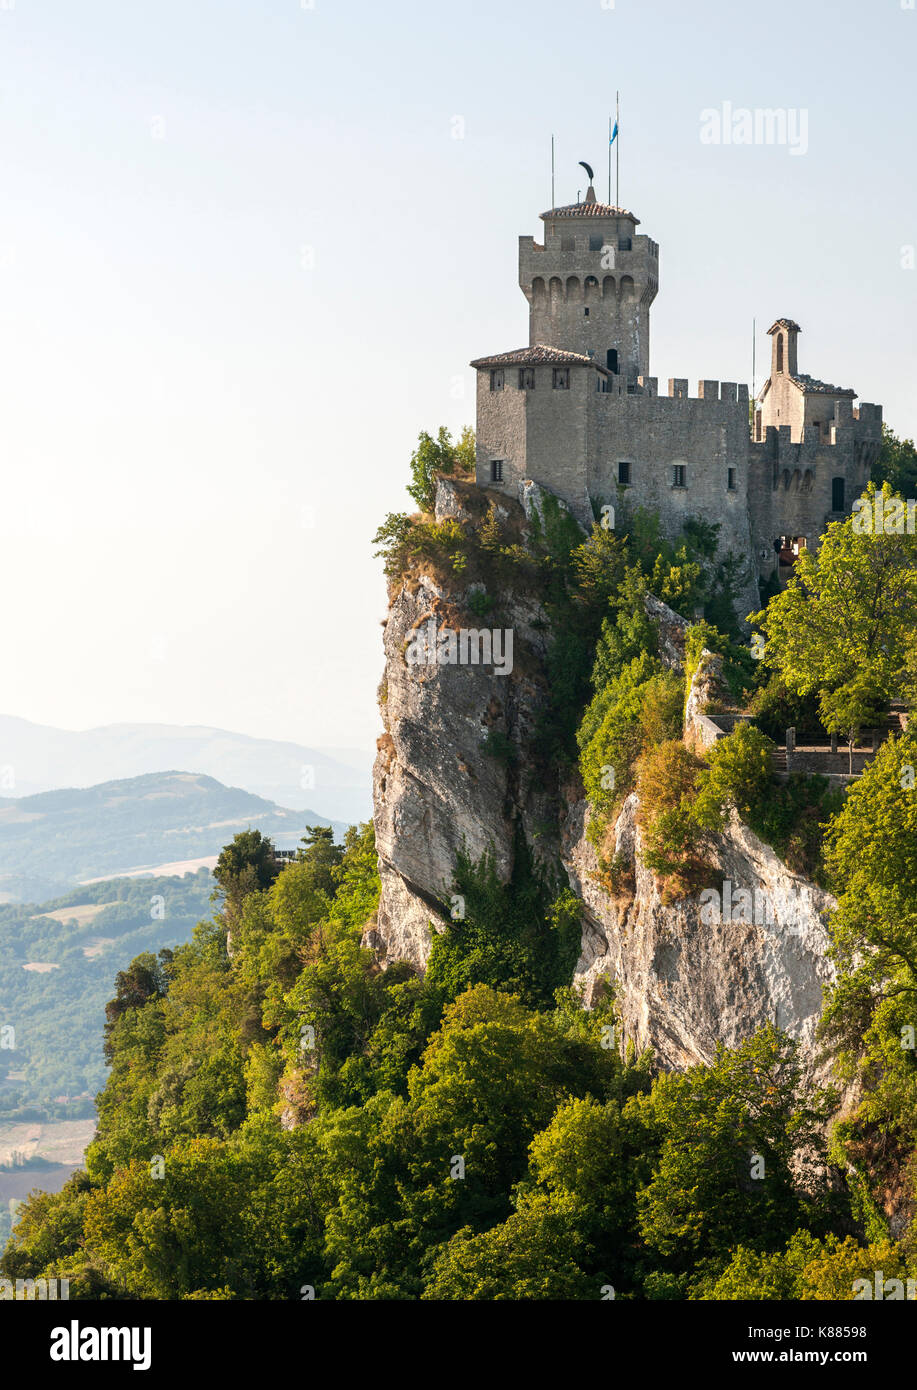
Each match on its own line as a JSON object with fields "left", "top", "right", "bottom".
{"left": 0, "top": 770, "right": 343, "bottom": 901}
{"left": 0, "top": 716, "right": 373, "bottom": 825}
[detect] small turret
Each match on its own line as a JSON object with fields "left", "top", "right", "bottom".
{"left": 768, "top": 318, "right": 800, "bottom": 378}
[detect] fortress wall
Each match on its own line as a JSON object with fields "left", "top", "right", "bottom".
{"left": 747, "top": 402, "right": 883, "bottom": 568}
{"left": 586, "top": 385, "right": 753, "bottom": 558}
{"left": 523, "top": 369, "right": 592, "bottom": 520}
{"left": 474, "top": 376, "right": 527, "bottom": 494}
{"left": 474, "top": 364, "right": 592, "bottom": 520}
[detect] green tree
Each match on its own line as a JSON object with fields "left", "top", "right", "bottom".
{"left": 213, "top": 830, "right": 279, "bottom": 924}
{"left": 425, "top": 836, "right": 582, "bottom": 1011}
{"left": 818, "top": 672, "right": 886, "bottom": 774}
{"left": 635, "top": 1026, "right": 833, "bottom": 1271}
{"left": 872, "top": 423, "right": 917, "bottom": 498}
{"left": 407, "top": 425, "right": 475, "bottom": 512}
{"left": 749, "top": 481, "right": 917, "bottom": 710}
{"left": 693, "top": 722, "right": 776, "bottom": 828}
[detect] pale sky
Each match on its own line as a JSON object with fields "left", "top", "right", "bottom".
{"left": 1, "top": 0, "right": 913, "bottom": 754}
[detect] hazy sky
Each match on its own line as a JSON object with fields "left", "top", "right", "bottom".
{"left": 1, "top": 0, "right": 913, "bottom": 754}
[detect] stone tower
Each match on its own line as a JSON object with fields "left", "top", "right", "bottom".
{"left": 518, "top": 182, "right": 659, "bottom": 383}
{"left": 471, "top": 178, "right": 882, "bottom": 609}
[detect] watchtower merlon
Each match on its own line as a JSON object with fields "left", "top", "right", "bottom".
{"left": 518, "top": 183, "right": 659, "bottom": 385}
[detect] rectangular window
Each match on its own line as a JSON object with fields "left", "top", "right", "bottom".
{"left": 552, "top": 368, "right": 570, "bottom": 390}
{"left": 490, "top": 459, "right": 504, "bottom": 483}
{"left": 589, "top": 234, "right": 603, "bottom": 253}
{"left": 727, "top": 467, "right": 736, "bottom": 491}
{"left": 561, "top": 236, "right": 575, "bottom": 253}
{"left": 618, "top": 460, "right": 631, "bottom": 486}
{"left": 489, "top": 369, "right": 504, "bottom": 392}
{"left": 518, "top": 367, "right": 535, "bottom": 390}
{"left": 584, "top": 307, "right": 590, "bottom": 317}
{"left": 672, "top": 464, "right": 687, "bottom": 489}
{"left": 618, "top": 237, "right": 632, "bottom": 252}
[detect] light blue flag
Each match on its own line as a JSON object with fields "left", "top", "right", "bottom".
{"left": 610, "top": 121, "right": 618, "bottom": 145}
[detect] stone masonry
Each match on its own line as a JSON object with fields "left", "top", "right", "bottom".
{"left": 471, "top": 183, "right": 883, "bottom": 602}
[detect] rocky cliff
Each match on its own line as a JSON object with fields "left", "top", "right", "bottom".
{"left": 371, "top": 478, "right": 835, "bottom": 1069}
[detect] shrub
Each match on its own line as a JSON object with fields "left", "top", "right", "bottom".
{"left": 750, "top": 672, "right": 823, "bottom": 742}
{"left": 635, "top": 740, "right": 710, "bottom": 894}
{"left": 693, "top": 723, "right": 775, "bottom": 828}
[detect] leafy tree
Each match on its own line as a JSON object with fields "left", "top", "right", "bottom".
{"left": 635, "top": 739, "right": 710, "bottom": 891}
{"left": 694, "top": 1231, "right": 917, "bottom": 1301}
{"left": 425, "top": 836, "right": 582, "bottom": 1011}
{"left": 820, "top": 731, "right": 917, "bottom": 1180}
{"left": 421, "top": 1199, "right": 594, "bottom": 1300}
{"left": 103, "top": 950, "right": 172, "bottom": 1056}
{"left": 635, "top": 1026, "right": 835, "bottom": 1272}
{"left": 872, "top": 423, "right": 917, "bottom": 498}
{"left": 693, "top": 722, "right": 775, "bottom": 828}
{"left": 213, "top": 829, "right": 279, "bottom": 923}
{"left": 819, "top": 672, "right": 886, "bottom": 774}
{"left": 407, "top": 425, "right": 475, "bottom": 513}
{"left": 750, "top": 482, "right": 917, "bottom": 709}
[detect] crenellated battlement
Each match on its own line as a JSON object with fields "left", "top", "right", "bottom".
{"left": 518, "top": 191, "right": 659, "bottom": 379}
{"left": 474, "top": 178, "right": 883, "bottom": 605}
{"left": 752, "top": 396, "right": 883, "bottom": 463}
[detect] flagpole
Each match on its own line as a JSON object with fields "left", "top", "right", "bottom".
{"left": 616, "top": 91, "right": 620, "bottom": 207}
{"left": 608, "top": 116, "right": 612, "bottom": 203}
{"left": 752, "top": 317, "right": 756, "bottom": 405}
{"left": 551, "top": 133, "right": 555, "bottom": 209}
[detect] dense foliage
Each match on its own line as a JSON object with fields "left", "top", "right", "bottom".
{"left": 7, "top": 444, "right": 917, "bottom": 1299}
{"left": 4, "top": 823, "right": 888, "bottom": 1300}
{"left": 0, "top": 872, "right": 213, "bottom": 1110}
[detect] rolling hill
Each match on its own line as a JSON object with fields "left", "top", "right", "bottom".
{"left": 0, "top": 770, "right": 344, "bottom": 901}
{"left": 0, "top": 715, "right": 372, "bottom": 825}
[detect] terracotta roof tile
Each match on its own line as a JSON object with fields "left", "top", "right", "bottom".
{"left": 470, "top": 344, "right": 610, "bottom": 372}
{"left": 541, "top": 201, "right": 639, "bottom": 223}
{"left": 790, "top": 373, "right": 855, "bottom": 396}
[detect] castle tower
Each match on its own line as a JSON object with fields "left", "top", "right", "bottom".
{"left": 518, "top": 182, "right": 659, "bottom": 384}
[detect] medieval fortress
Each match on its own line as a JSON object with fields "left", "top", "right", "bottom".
{"left": 471, "top": 180, "right": 882, "bottom": 594}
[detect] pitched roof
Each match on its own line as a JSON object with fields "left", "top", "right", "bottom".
{"left": 789, "top": 373, "right": 855, "bottom": 396}
{"left": 469, "top": 344, "right": 610, "bottom": 373}
{"left": 768, "top": 318, "right": 802, "bottom": 334}
{"left": 541, "top": 200, "right": 639, "bottom": 223}
{"left": 758, "top": 374, "right": 856, "bottom": 400}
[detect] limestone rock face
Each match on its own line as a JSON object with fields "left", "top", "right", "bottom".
{"left": 372, "top": 486, "right": 835, "bottom": 1070}
{"left": 563, "top": 794, "right": 835, "bottom": 1070}
{"left": 643, "top": 592, "right": 688, "bottom": 672}
{"left": 373, "top": 532, "right": 559, "bottom": 968}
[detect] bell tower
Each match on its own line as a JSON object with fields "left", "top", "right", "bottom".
{"left": 768, "top": 318, "right": 800, "bottom": 378}
{"left": 518, "top": 179, "right": 659, "bottom": 384}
